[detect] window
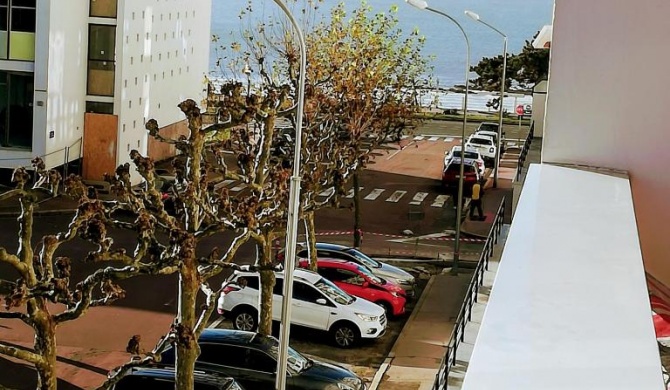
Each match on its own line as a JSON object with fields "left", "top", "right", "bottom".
{"left": 273, "top": 278, "right": 284, "bottom": 295}
{"left": 0, "top": 70, "right": 33, "bottom": 148}
{"left": 87, "top": 24, "right": 116, "bottom": 96}
{"left": 0, "top": 0, "right": 36, "bottom": 60}
{"left": 238, "top": 276, "right": 259, "bottom": 290}
{"left": 86, "top": 101, "right": 113, "bottom": 114}
{"left": 293, "top": 282, "right": 324, "bottom": 304}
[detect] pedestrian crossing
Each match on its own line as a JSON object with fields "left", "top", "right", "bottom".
{"left": 211, "top": 179, "right": 451, "bottom": 208}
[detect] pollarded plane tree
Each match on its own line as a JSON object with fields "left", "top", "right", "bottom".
{"left": 305, "top": 2, "right": 428, "bottom": 248}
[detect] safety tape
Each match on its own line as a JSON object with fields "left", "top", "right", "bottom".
{"left": 312, "top": 231, "right": 486, "bottom": 243}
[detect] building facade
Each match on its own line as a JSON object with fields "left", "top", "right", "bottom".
{"left": 0, "top": 0, "right": 211, "bottom": 183}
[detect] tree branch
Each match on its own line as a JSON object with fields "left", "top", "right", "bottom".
{"left": 0, "top": 341, "right": 42, "bottom": 365}
{"left": 0, "top": 248, "right": 27, "bottom": 277}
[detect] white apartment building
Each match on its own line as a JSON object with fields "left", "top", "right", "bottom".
{"left": 0, "top": 0, "right": 211, "bottom": 183}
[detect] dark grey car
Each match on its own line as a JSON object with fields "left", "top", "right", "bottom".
{"left": 159, "top": 329, "right": 366, "bottom": 390}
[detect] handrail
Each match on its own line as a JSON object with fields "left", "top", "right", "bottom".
{"left": 514, "top": 122, "right": 534, "bottom": 182}
{"left": 433, "top": 196, "right": 506, "bottom": 390}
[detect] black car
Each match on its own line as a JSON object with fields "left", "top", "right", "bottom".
{"left": 159, "top": 329, "right": 366, "bottom": 390}
{"left": 113, "top": 367, "right": 243, "bottom": 390}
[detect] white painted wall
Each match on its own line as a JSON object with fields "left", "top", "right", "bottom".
{"left": 43, "top": 0, "right": 88, "bottom": 169}
{"left": 542, "top": 0, "right": 670, "bottom": 285}
{"left": 116, "top": 0, "right": 211, "bottom": 179}
{"left": 531, "top": 80, "right": 546, "bottom": 138}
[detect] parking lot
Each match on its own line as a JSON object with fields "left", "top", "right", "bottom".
{"left": 210, "top": 261, "right": 439, "bottom": 370}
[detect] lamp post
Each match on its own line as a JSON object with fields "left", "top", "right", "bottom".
{"left": 465, "top": 10, "right": 507, "bottom": 188}
{"left": 273, "top": 0, "right": 306, "bottom": 389}
{"left": 406, "top": 0, "right": 470, "bottom": 275}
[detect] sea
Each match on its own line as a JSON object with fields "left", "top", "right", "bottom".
{"left": 209, "top": 0, "right": 554, "bottom": 111}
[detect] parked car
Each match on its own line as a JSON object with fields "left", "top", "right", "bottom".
{"left": 159, "top": 329, "right": 367, "bottom": 390}
{"left": 113, "top": 367, "right": 243, "bottom": 390}
{"left": 218, "top": 268, "right": 386, "bottom": 348}
{"left": 444, "top": 145, "right": 485, "bottom": 176}
{"left": 465, "top": 134, "right": 497, "bottom": 165}
{"left": 474, "top": 122, "right": 505, "bottom": 154}
{"left": 442, "top": 160, "right": 481, "bottom": 189}
{"left": 296, "top": 243, "right": 416, "bottom": 297}
{"left": 298, "top": 258, "right": 407, "bottom": 317}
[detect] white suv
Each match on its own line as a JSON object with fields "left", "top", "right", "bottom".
{"left": 218, "top": 269, "right": 387, "bottom": 348}
{"left": 465, "top": 134, "right": 497, "bottom": 166}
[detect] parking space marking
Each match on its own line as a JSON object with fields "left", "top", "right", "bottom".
{"left": 409, "top": 192, "right": 428, "bottom": 205}
{"left": 318, "top": 187, "right": 335, "bottom": 197}
{"left": 431, "top": 195, "right": 450, "bottom": 208}
{"left": 385, "top": 190, "right": 407, "bottom": 203}
{"left": 413, "top": 136, "right": 424, "bottom": 141}
{"left": 345, "top": 187, "right": 363, "bottom": 198}
{"left": 427, "top": 136, "right": 439, "bottom": 141}
{"left": 444, "top": 137, "right": 454, "bottom": 142}
{"left": 364, "top": 188, "right": 385, "bottom": 201}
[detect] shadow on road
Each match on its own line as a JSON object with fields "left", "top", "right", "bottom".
{"left": 0, "top": 355, "right": 83, "bottom": 390}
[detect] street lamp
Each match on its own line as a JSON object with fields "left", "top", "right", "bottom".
{"left": 465, "top": 10, "right": 507, "bottom": 188}
{"left": 406, "top": 0, "right": 470, "bottom": 275}
{"left": 272, "top": 0, "right": 306, "bottom": 389}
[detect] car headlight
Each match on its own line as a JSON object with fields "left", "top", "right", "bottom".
{"left": 334, "top": 377, "right": 363, "bottom": 390}
{"left": 356, "top": 313, "right": 378, "bottom": 322}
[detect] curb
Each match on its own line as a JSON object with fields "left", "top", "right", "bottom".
{"left": 369, "top": 274, "right": 439, "bottom": 390}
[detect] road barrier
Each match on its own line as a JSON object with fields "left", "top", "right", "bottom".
{"left": 432, "top": 197, "right": 506, "bottom": 390}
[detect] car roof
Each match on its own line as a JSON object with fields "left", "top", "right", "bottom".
{"left": 313, "top": 258, "right": 360, "bottom": 270}
{"left": 314, "top": 242, "right": 350, "bottom": 251}
{"left": 200, "top": 328, "right": 277, "bottom": 350}
{"left": 476, "top": 130, "right": 497, "bottom": 136}
{"left": 125, "top": 367, "right": 235, "bottom": 387}
{"left": 234, "top": 268, "right": 322, "bottom": 284}
{"left": 478, "top": 122, "right": 498, "bottom": 127}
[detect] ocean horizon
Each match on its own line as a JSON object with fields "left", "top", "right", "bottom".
{"left": 210, "top": 0, "right": 554, "bottom": 88}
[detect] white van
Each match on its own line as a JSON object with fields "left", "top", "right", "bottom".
{"left": 218, "top": 269, "right": 387, "bottom": 348}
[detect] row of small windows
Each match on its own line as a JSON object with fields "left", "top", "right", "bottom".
{"left": 131, "top": 10, "right": 196, "bottom": 21}
{"left": 124, "top": 66, "right": 189, "bottom": 84}
{"left": 125, "top": 29, "right": 192, "bottom": 44}
{"left": 128, "top": 49, "right": 192, "bottom": 65}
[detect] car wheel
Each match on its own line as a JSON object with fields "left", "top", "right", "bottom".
{"left": 331, "top": 322, "right": 360, "bottom": 348}
{"left": 377, "top": 301, "right": 394, "bottom": 318}
{"left": 232, "top": 306, "right": 258, "bottom": 331}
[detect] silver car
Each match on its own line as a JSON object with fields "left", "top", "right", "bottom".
{"left": 297, "top": 243, "right": 417, "bottom": 297}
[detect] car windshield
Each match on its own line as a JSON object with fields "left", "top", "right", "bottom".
{"left": 452, "top": 150, "right": 479, "bottom": 160}
{"left": 479, "top": 124, "right": 498, "bottom": 132}
{"left": 268, "top": 343, "right": 311, "bottom": 374}
{"left": 469, "top": 137, "right": 492, "bottom": 145}
{"left": 356, "top": 264, "right": 384, "bottom": 284}
{"left": 345, "top": 248, "right": 381, "bottom": 268}
{"left": 314, "top": 278, "right": 355, "bottom": 305}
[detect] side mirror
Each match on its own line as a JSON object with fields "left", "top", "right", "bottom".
{"left": 316, "top": 298, "right": 327, "bottom": 305}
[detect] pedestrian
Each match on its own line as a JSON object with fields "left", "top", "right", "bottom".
{"left": 469, "top": 179, "right": 485, "bottom": 221}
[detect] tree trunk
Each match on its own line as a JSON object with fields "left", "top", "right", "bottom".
{"left": 353, "top": 172, "right": 362, "bottom": 248}
{"left": 33, "top": 307, "right": 57, "bottom": 390}
{"left": 258, "top": 237, "right": 275, "bottom": 336}
{"left": 304, "top": 212, "right": 318, "bottom": 271}
{"left": 175, "top": 257, "right": 200, "bottom": 390}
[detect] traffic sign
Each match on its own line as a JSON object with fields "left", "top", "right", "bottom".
{"left": 516, "top": 104, "right": 525, "bottom": 115}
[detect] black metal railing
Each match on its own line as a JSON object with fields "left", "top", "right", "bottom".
{"left": 514, "top": 122, "right": 535, "bottom": 182}
{"left": 433, "top": 197, "right": 506, "bottom": 390}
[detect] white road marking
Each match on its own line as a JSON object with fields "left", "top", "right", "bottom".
{"left": 409, "top": 192, "right": 428, "bottom": 205}
{"left": 345, "top": 187, "right": 363, "bottom": 198}
{"left": 431, "top": 195, "right": 449, "bottom": 208}
{"left": 208, "top": 317, "right": 224, "bottom": 329}
{"left": 427, "top": 136, "right": 439, "bottom": 141}
{"left": 230, "top": 185, "right": 246, "bottom": 192}
{"left": 364, "top": 188, "right": 385, "bottom": 201}
{"left": 319, "top": 187, "right": 335, "bottom": 197}
{"left": 444, "top": 137, "right": 454, "bottom": 142}
{"left": 385, "top": 190, "right": 407, "bottom": 203}
{"left": 413, "top": 136, "right": 424, "bottom": 141}
{"left": 401, "top": 135, "right": 409, "bottom": 140}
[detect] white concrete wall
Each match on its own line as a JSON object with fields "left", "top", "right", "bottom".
{"left": 543, "top": 0, "right": 670, "bottom": 285}
{"left": 531, "top": 80, "right": 546, "bottom": 138}
{"left": 116, "top": 0, "right": 211, "bottom": 179}
{"left": 43, "top": 0, "right": 88, "bottom": 169}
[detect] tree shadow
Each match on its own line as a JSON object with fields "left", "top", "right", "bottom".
{"left": 0, "top": 356, "right": 83, "bottom": 390}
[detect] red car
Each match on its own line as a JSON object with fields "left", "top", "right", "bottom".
{"left": 298, "top": 258, "right": 407, "bottom": 317}
{"left": 442, "top": 160, "right": 481, "bottom": 189}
